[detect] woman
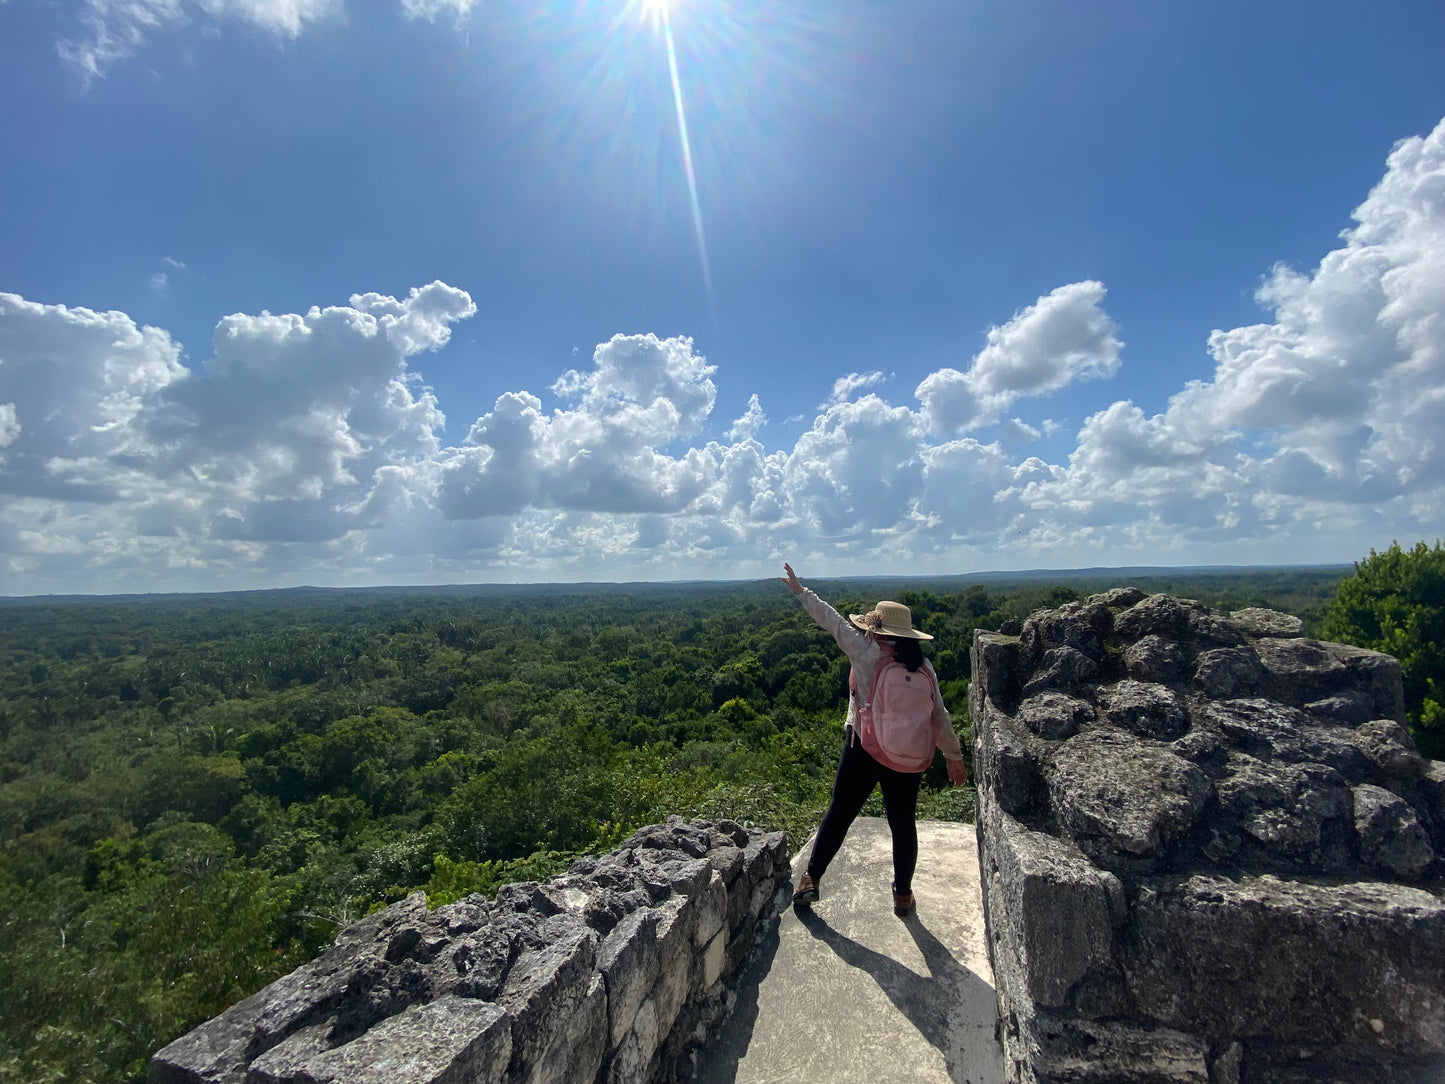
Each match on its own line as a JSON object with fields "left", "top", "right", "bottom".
{"left": 781, "top": 563, "right": 969, "bottom": 916}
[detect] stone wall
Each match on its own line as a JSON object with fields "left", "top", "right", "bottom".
{"left": 150, "top": 817, "right": 789, "bottom": 1084}
{"left": 970, "top": 591, "right": 1445, "bottom": 1084}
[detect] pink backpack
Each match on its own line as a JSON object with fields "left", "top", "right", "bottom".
{"left": 849, "top": 657, "right": 940, "bottom": 772}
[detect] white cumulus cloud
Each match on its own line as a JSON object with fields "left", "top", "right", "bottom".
{"left": 822, "top": 370, "right": 890, "bottom": 408}
{"left": 1012, "top": 118, "right": 1445, "bottom": 563}
{"left": 917, "top": 281, "right": 1121, "bottom": 437}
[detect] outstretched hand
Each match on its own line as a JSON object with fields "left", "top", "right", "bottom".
{"left": 780, "top": 562, "right": 804, "bottom": 596}
{"left": 947, "top": 759, "right": 969, "bottom": 787}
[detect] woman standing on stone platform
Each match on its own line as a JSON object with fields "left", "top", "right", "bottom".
{"left": 780, "top": 563, "right": 969, "bottom": 917}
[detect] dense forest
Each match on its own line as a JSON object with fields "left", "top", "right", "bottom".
{"left": 0, "top": 566, "right": 1351, "bottom": 1083}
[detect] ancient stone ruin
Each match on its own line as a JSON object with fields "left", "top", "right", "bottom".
{"left": 971, "top": 590, "right": 1445, "bottom": 1084}
{"left": 150, "top": 817, "right": 789, "bottom": 1084}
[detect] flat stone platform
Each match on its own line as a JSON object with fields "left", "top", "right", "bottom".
{"left": 695, "top": 817, "right": 1004, "bottom": 1084}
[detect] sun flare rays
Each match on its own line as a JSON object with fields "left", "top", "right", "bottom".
{"left": 654, "top": 1, "right": 714, "bottom": 303}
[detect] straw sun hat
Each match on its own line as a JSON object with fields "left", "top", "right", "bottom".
{"left": 847, "top": 600, "right": 933, "bottom": 641}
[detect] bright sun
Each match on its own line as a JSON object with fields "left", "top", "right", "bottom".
{"left": 640, "top": 0, "right": 676, "bottom": 21}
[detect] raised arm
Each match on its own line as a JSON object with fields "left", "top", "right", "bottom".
{"left": 780, "top": 563, "right": 874, "bottom": 665}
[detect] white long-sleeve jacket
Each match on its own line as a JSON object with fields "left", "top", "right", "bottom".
{"left": 796, "top": 588, "right": 965, "bottom": 762}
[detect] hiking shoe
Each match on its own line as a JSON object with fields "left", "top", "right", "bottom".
{"left": 892, "top": 883, "right": 915, "bottom": 917}
{"left": 792, "top": 872, "right": 819, "bottom": 907}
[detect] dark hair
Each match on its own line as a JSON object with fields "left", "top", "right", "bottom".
{"left": 882, "top": 635, "right": 925, "bottom": 672}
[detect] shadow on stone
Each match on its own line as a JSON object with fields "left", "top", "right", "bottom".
{"left": 693, "top": 819, "right": 1002, "bottom": 1084}
{"left": 688, "top": 910, "right": 782, "bottom": 1083}
{"left": 793, "top": 908, "right": 993, "bottom": 1084}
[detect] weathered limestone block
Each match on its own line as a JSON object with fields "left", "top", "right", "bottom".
{"left": 1122, "top": 875, "right": 1445, "bottom": 1053}
{"left": 1305, "top": 689, "right": 1374, "bottom": 727}
{"left": 150, "top": 987, "right": 285, "bottom": 1083}
{"left": 1168, "top": 731, "right": 1227, "bottom": 776}
{"left": 551, "top": 973, "right": 609, "bottom": 1084}
{"left": 631, "top": 853, "right": 711, "bottom": 903}
{"left": 973, "top": 594, "right": 1444, "bottom": 1084}
{"left": 151, "top": 817, "right": 787, "bottom": 1084}
{"left": 1353, "top": 718, "right": 1424, "bottom": 778}
{"left": 1095, "top": 586, "right": 1146, "bottom": 609}
{"left": 740, "top": 829, "right": 788, "bottom": 889}
{"left": 152, "top": 893, "right": 453, "bottom": 1084}
{"left": 1115, "top": 594, "right": 1195, "bottom": 641}
{"left": 702, "top": 841, "right": 744, "bottom": 885}
{"left": 1203, "top": 698, "right": 1368, "bottom": 776}
{"left": 604, "top": 999, "right": 660, "bottom": 1084}
{"left": 1193, "top": 647, "right": 1263, "bottom": 699}
{"left": 247, "top": 1024, "right": 335, "bottom": 1083}
{"left": 1325, "top": 641, "right": 1407, "bottom": 722}
{"left": 973, "top": 631, "right": 1023, "bottom": 710}
{"left": 1124, "top": 635, "right": 1186, "bottom": 683}
{"left": 1017, "top": 692, "right": 1095, "bottom": 740}
{"left": 1227, "top": 608, "right": 1303, "bottom": 638}
{"left": 994, "top": 721, "right": 1046, "bottom": 818}
{"left": 649, "top": 897, "right": 694, "bottom": 1038}
{"left": 1214, "top": 758, "right": 1351, "bottom": 861}
{"left": 1102, "top": 681, "right": 1190, "bottom": 741}
{"left": 1255, "top": 636, "right": 1349, "bottom": 706}
{"left": 1021, "top": 607, "right": 1107, "bottom": 664}
{"left": 699, "top": 929, "right": 726, "bottom": 990}
{"left": 746, "top": 876, "right": 775, "bottom": 923}
{"left": 984, "top": 807, "right": 1118, "bottom": 1008}
{"left": 1030, "top": 1015, "right": 1210, "bottom": 1084}
{"left": 632, "top": 819, "right": 710, "bottom": 858}
{"left": 597, "top": 909, "right": 661, "bottom": 1049}
{"left": 1022, "top": 645, "right": 1100, "bottom": 697}
{"left": 692, "top": 870, "right": 726, "bottom": 948}
{"left": 1354, "top": 784, "right": 1435, "bottom": 877}
{"left": 273, "top": 997, "right": 511, "bottom": 1084}
{"left": 1419, "top": 760, "right": 1445, "bottom": 845}
{"left": 1048, "top": 729, "right": 1210, "bottom": 859}
{"left": 1190, "top": 610, "right": 1248, "bottom": 648}
{"left": 499, "top": 916, "right": 598, "bottom": 1083}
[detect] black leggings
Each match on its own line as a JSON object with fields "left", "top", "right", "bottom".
{"left": 806, "top": 730, "right": 924, "bottom": 894}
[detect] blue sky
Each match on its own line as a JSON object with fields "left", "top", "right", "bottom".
{"left": 2, "top": 0, "right": 1444, "bottom": 593}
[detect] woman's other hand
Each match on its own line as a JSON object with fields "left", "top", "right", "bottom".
{"left": 780, "top": 563, "right": 804, "bottom": 596}
{"left": 946, "top": 758, "right": 969, "bottom": 787}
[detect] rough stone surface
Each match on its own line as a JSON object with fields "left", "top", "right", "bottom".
{"left": 1227, "top": 608, "right": 1303, "bottom": 638}
{"left": 1124, "top": 635, "right": 1186, "bottom": 683}
{"left": 1354, "top": 784, "right": 1435, "bottom": 876}
{"left": 1103, "top": 681, "right": 1190, "bottom": 741}
{"left": 1304, "top": 689, "right": 1374, "bottom": 727}
{"left": 1022, "top": 645, "right": 1100, "bottom": 696}
{"left": 970, "top": 591, "right": 1445, "bottom": 1084}
{"left": 597, "top": 909, "right": 660, "bottom": 1048}
{"left": 149, "top": 817, "right": 789, "bottom": 1084}
{"left": 1115, "top": 594, "right": 1195, "bottom": 641}
{"left": 1193, "top": 647, "right": 1264, "bottom": 699}
{"left": 1048, "top": 729, "right": 1210, "bottom": 860}
{"left": 1213, "top": 757, "right": 1352, "bottom": 864}
{"left": 982, "top": 806, "right": 1116, "bottom": 1008}
{"left": 1354, "top": 718, "right": 1424, "bottom": 777}
{"left": 277, "top": 996, "right": 511, "bottom": 1084}
{"left": 1017, "top": 692, "right": 1095, "bottom": 740}
{"left": 1122, "top": 875, "right": 1445, "bottom": 1051}
{"left": 1030, "top": 1016, "right": 1210, "bottom": 1083}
